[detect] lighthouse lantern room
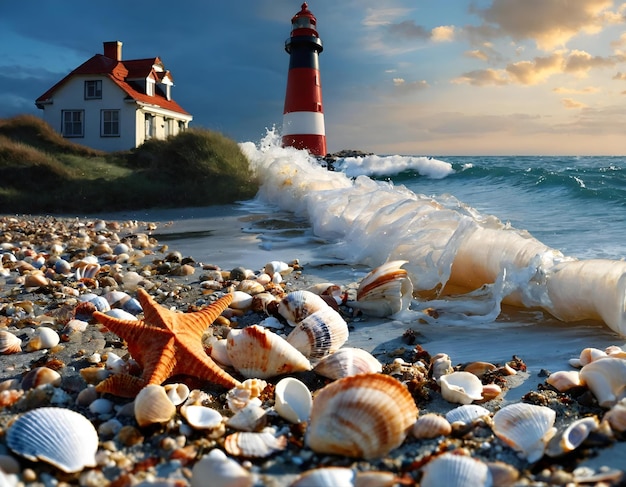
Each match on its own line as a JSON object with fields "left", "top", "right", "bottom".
{"left": 282, "top": 3, "right": 327, "bottom": 157}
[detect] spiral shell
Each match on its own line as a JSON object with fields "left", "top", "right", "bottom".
{"left": 134, "top": 384, "right": 177, "bottom": 427}
{"left": 492, "top": 403, "right": 556, "bottom": 463}
{"left": 420, "top": 453, "right": 492, "bottom": 487}
{"left": 313, "top": 347, "right": 382, "bottom": 380}
{"left": 224, "top": 429, "right": 287, "bottom": 458}
{"left": 0, "top": 331, "right": 21, "bottom": 354}
{"left": 305, "top": 373, "right": 418, "bottom": 459}
{"left": 286, "top": 306, "right": 349, "bottom": 359}
{"left": 226, "top": 325, "right": 311, "bottom": 379}
{"left": 580, "top": 357, "right": 626, "bottom": 408}
{"left": 277, "top": 290, "right": 328, "bottom": 326}
{"left": 412, "top": 413, "right": 452, "bottom": 439}
{"left": 6, "top": 407, "right": 98, "bottom": 473}
{"left": 191, "top": 449, "right": 253, "bottom": 487}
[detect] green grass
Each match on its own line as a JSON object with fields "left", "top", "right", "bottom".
{"left": 0, "top": 115, "right": 259, "bottom": 214}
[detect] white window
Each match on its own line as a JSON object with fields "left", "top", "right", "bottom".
{"left": 145, "top": 113, "right": 154, "bottom": 139}
{"left": 84, "top": 80, "right": 102, "bottom": 99}
{"left": 146, "top": 79, "right": 155, "bottom": 96}
{"left": 62, "top": 110, "right": 84, "bottom": 137}
{"left": 164, "top": 118, "right": 171, "bottom": 137}
{"left": 101, "top": 110, "right": 120, "bottom": 137}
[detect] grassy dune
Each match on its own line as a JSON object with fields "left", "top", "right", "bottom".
{"left": 0, "top": 115, "right": 259, "bottom": 214}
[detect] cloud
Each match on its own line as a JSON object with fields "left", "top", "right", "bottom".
{"left": 561, "top": 98, "right": 588, "bottom": 108}
{"left": 431, "top": 25, "right": 455, "bottom": 42}
{"left": 392, "top": 78, "right": 429, "bottom": 93}
{"left": 553, "top": 86, "right": 601, "bottom": 94}
{"left": 451, "top": 68, "right": 509, "bottom": 86}
{"left": 614, "top": 71, "right": 626, "bottom": 79}
{"left": 388, "top": 20, "right": 430, "bottom": 40}
{"left": 564, "top": 49, "right": 626, "bottom": 75}
{"left": 506, "top": 53, "right": 564, "bottom": 84}
{"left": 465, "top": 49, "right": 489, "bottom": 61}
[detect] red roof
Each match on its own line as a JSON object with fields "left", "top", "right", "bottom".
{"left": 36, "top": 53, "right": 190, "bottom": 116}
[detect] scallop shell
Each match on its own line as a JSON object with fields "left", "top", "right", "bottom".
{"left": 286, "top": 306, "right": 349, "bottom": 359}
{"left": 134, "top": 384, "right": 177, "bottom": 427}
{"left": 313, "top": 347, "right": 382, "bottom": 380}
{"left": 412, "top": 413, "right": 452, "bottom": 439}
{"left": 439, "top": 371, "right": 484, "bottom": 404}
{"left": 290, "top": 467, "right": 355, "bottom": 487}
{"left": 579, "top": 357, "right": 626, "bottom": 408}
{"left": 420, "top": 453, "right": 492, "bottom": 487}
{"left": 277, "top": 290, "right": 328, "bottom": 326}
{"left": 226, "top": 325, "right": 311, "bottom": 379}
{"left": 0, "top": 331, "right": 21, "bottom": 354}
{"left": 492, "top": 403, "right": 556, "bottom": 463}
{"left": 545, "top": 416, "right": 599, "bottom": 457}
{"left": 445, "top": 404, "right": 491, "bottom": 425}
{"left": 274, "top": 377, "right": 312, "bottom": 424}
{"left": 190, "top": 449, "right": 253, "bottom": 487}
{"left": 224, "top": 429, "right": 287, "bottom": 458}
{"left": 305, "top": 373, "right": 418, "bottom": 459}
{"left": 6, "top": 407, "right": 98, "bottom": 473}
{"left": 25, "top": 326, "right": 60, "bottom": 351}
{"left": 348, "top": 260, "right": 413, "bottom": 317}
{"left": 546, "top": 370, "right": 584, "bottom": 392}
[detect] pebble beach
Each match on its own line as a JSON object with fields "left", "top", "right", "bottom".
{"left": 1, "top": 212, "right": 626, "bottom": 487}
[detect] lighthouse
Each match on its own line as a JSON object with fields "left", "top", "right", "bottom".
{"left": 282, "top": 3, "right": 327, "bottom": 157}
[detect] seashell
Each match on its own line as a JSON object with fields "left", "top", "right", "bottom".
{"left": 210, "top": 338, "right": 233, "bottom": 367}
{"left": 227, "top": 379, "right": 268, "bottom": 412}
{"left": 305, "top": 373, "right": 418, "bottom": 459}
{"left": 190, "top": 449, "right": 253, "bottom": 487}
{"left": 420, "top": 452, "right": 492, "bottom": 487}
{"left": 226, "top": 402, "right": 268, "bottom": 432}
{"left": 89, "top": 398, "right": 114, "bottom": 415}
{"left": 53, "top": 258, "right": 72, "bottom": 275}
{"left": 85, "top": 295, "right": 110, "bottom": 312}
{"left": 412, "top": 413, "right": 452, "bottom": 439}
{"left": 6, "top": 407, "right": 98, "bottom": 473}
{"left": 307, "top": 283, "right": 344, "bottom": 305}
{"left": 134, "top": 384, "right": 177, "bottom": 427}
{"left": 445, "top": 404, "right": 491, "bottom": 426}
{"left": 113, "top": 243, "right": 130, "bottom": 255}
{"left": 0, "top": 331, "right": 22, "bottom": 354}
{"left": 164, "top": 383, "right": 190, "bottom": 406}
{"left": 264, "top": 260, "right": 292, "bottom": 276}
{"left": 251, "top": 292, "right": 279, "bottom": 315}
{"left": 347, "top": 260, "right": 413, "bottom": 317}
{"left": 80, "top": 366, "right": 111, "bottom": 384}
{"left": 313, "top": 347, "right": 382, "bottom": 380}
{"left": 25, "top": 326, "right": 60, "bottom": 351}
{"left": 224, "top": 428, "right": 287, "bottom": 458}
{"left": 545, "top": 416, "right": 599, "bottom": 457}
{"left": 104, "top": 290, "right": 142, "bottom": 314}
{"left": 75, "top": 262, "right": 101, "bottom": 281}
{"left": 182, "top": 404, "right": 223, "bottom": 430}
{"left": 290, "top": 467, "right": 355, "bottom": 487}
{"left": 226, "top": 325, "right": 311, "bottom": 379}
{"left": 24, "top": 271, "right": 48, "bottom": 288}
{"left": 604, "top": 399, "right": 626, "bottom": 432}
{"left": 579, "top": 357, "right": 626, "bottom": 408}
{"left": 277, "top": 290, "right": 328, "bottom": 326}
{"left": 546, "top": 370, "right": 584, "bottom": 392}
{"left": 101, "top": 308, "right": 138, "bottom": 321}
{"left": 464, "top": 361, "right": 497, "bottom": 378}
{"left": 105, "top": 351, "right": 127, "bottom": 374}
{"left": 431, "top": 353, "right": 453, "bottom": 383}
{"left": 274, "top": 377, "right": 312, "bottom": 424}
{"left": 236, "top": 279, "right": 265, "bottom": 296}
{"left": 230, "top": 291, "right": 254, "bottom": 310}
{"left": 21, "top": 367, "right": 61, "bottom": 390}
{"left": 439, "top": 371, "right": 484, "bottom": 404}
{"left": 481, "top": 383, "right": 502, "bottom": 401}
{"left": 286, "top": 306, "right": 349, "bottom": 359}
{"left": 492, "top": 402, "right": 556, "bottom": 463}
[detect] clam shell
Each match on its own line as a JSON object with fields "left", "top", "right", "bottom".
{"left": 25, "top": 326, "right": 60, "bottom": 351}
{"left": 492, "top": 403, "right": 556, "bottom": 463}
{"left": 348, "top": 260, "right": 413, "bottom": 317}
{"left": 277, "top": 290, "right": 328, "bottom": 326}
{"left": 274, "top": 377, "right": 312, "bottom": 424}
{"left": 290, "top": 467, "right": 355, "bottom": 487}
{"left": 445, "top": 404, "right": 491, "bottom": 425}
{"left": 182, "top": 404, "right": 223, "bottom": 430}
{"left": 230, "top": 291, "right": 254, "bottom": 310}
{"left": 226, "top": 325, "right": 311, "bottom": 379}
{"left": 0, "top": 331, "right": 21, "bottom": 354}
{"left": 286, "top": 306, "right": 349, "bottom": 359}
{"left": 546, "top": 370, "right": 584, "bottom": 392}
{"left": 134, "top": 384, "right": 177, "bottom": 427}
{"left": 305, "top": 373, "right": 418, "bottom": 459}
{"left": 313, "top": 347, "right": 382, "bottom": 380}
{"left": 580, "top": 357, "right": 626, "bottom": 408}
{"left": 191, "top": 449, "right": 253, "bottom": 487}
{"left": 545, "top": 416, "right": 599, "bottom": 457}
{"left": 420, "top": 453, "right": 492, "bottom": 487}
{"left": 412, "top": 413, "right": 452, "bottom": 439}
{"left": 224, "top": 429, "right": 287, "bottom": 458}
{"left": 6, "top": 407, "right": 98, "bottom": 473}
{"left": 439, "top": 371, "right": 484, "bottom": 404}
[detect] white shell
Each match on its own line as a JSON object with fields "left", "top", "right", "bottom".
{"left": 274, "top": 377, "right": 312, "bottom": 424}
{"left": 545, "top": 416, "right": 599, "bottom": 457}
{"left": 348, "top": 260, "right": 413, "bottom": 317}
{"left": 580, "top": 357, "right": 626, "bottom": 408}
{"left": 224, "top": 429, "right": 287, "bottom": 458}
{"left": 431, "top": 353, "right": 453, "bottom": 383}
{"left": 226, "top": 379, "right": 268, "bottom": 412}
{"left": 420, "top": 453, "right": 492, "bottom": 487}
{"left": 191, "top": 449, "right": 253, "bottom": 487}
{"left": 290, "top": 467, "right": 355, "bottom": 487}
{"left": 226, "top": 402, "right": 267, "bottom": 432}
{"left": 445, "top": 404, "right": 491, "bottom": 425}
{"left": 546, "top": 370, "right": 584, "bottom": 392}
{"left": 134, "top": 384, "right": 177, "bottom": 427}
{"left": 210, "top": 338, "right": 233, "bottom": 367}
{"left": 226, "top": 325, "right": 311, "bottom": 379}
{"left": 164, "top": 383, "right": 190, "bottom": 406}
{"left": 182, "top": 404, "right": 223, "bottom": 430}
{"left": 412, "top": 413, "right": 452, "bottom": 439}
{"left": 0, "top": 331, "right": 21, "bottom": 354}
{"left": 313, "top": 347, "right": 382, "bottom": 380}
{"left": 264, "top": 260, "right": 292, "bottom": 276}
{"left": 25, "top": 326, "right": 60, "bottom": 351}
{"left": 492, "top": 403, "right": 556, "bottom": 463}
{"left": 277, "top": 290, "right": 328, "bottom": 326}
{"left": 604, "top": 399, "right": 626, "bottom": 432}
{"left": 230, "top": 291, "right": 254, "bottom": 310}
{"left": 439, "top": 371, "right": 484, "bottom": 404}
{"left": 6, "top": 407, "right": 98, "bottom": 473}
{"left": 286, "top": 306, "right": 349, "bottom": 359}
{"left": 305, "top": 373, "right": 418, "bottom": 459}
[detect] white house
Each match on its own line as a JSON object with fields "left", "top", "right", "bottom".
{"left": 35, "top": 41, "right": 192, "bottom": 152}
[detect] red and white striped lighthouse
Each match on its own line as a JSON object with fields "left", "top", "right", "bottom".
{"left": 282, "top": 3, "right": 327, "bottom": 157}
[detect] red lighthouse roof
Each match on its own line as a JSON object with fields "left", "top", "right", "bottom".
{"left": 290, "top": 3, "right": 319, "bottom": 37}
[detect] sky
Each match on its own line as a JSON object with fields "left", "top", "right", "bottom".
{"left": 1, "top": 0, "right": 625, "bottom": 156}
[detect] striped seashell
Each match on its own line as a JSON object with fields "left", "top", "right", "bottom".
{"left": 277, "top": 290, "right": 328, "bottom": 326}
{"left": 347, "top": 260, "right": 413, "bottom": 318}
{"left": 545, "top": 416, "right": 599, "bottom": 457}
{"left": 492, "top": 403, "right": 556, "bottom": 463}
{"left": 580, "top": 357, "right": 626, "bottom": 408}
{"left": 191, "top": 449, "right": 253, "bottom": 487}
{"left": 224, "top": 428, "right": 287, "bottom": 458}
{"left": 6, "top": 407, "right": 98, "bottom": 473}
{"left": 445, "top": 404, "right": 491, "bottom": 425}
{"left": 226, "top": 325, "right": 311, "bottom": 379}
{"left": 439, "top": 371, "right": 484, "bottom": 404}
{"left": 134, "top": 384, "right": 177, "bottom": 427}
{"left": 412, "top": 413, "right": 452, "bottom": 439}
{"left": 0, "top": 331, "right": 21, "bottom": 354}
{"left": 420, "top": 452, "right": 492, "bottom": 487}
{"left": 274, "top": 377, "right": 312, "bottom": 424}
{"left": 313, "top": 347, "right": 382, "bottom": 380}
{"left": 286, "top": 306, "right": 349, "bottom": 359}
{"left": 305, "top": 373, "right": 418, "bottom": 459}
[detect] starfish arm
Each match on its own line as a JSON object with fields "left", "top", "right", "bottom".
{"left": 93, "top": 311, "right": 145, "bottom": 341}
{"left": 176, "top": 293, "right": 234, "bottom": 339}
{"left": 136, "top": 288, "right": 181, "bottom": 330}
{"left": 140, "top": 337, "right": 178, "bottom": 386}
{"left": 173, "top": 343, "right": 240, "bottom": 389}
{"left": 96, "top": 374, "right": 145, "bottom": 398}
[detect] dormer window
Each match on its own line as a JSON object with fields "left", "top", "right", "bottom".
{"left": 85, "top": 80, "right": 102, "bottom": 99}
{"left": 146, "top": 78, "right": 155, "bottom": 96}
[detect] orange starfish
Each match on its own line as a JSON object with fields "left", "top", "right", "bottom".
{"left": 92, "top": 288, "right": 240, "bottom": 397}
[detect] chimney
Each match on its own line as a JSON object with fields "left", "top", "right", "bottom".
{"left": 103, "top": 41, "right": 123, "bottom": 61}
